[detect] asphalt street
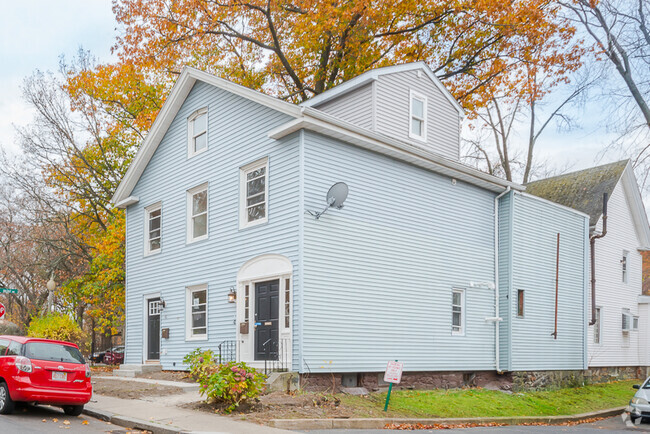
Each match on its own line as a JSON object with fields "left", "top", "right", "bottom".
{"left": 302, "top": 414, "right": 650, "bottom": 433}
{"left": 0, "top": 403, "right": 131, "bottom": 433}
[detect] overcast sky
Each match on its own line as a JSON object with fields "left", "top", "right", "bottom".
{"left": 0, "top": 1, "right": 644, "bottom": 208}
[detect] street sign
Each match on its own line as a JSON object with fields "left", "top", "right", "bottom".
{"left": 0, "top": 288, "right": 17, "bottom": 294}
{"left": 0, "top": 302, "right": 5, "bottom": 320}
{"left": 384, "top": 361, "right": 403, "bottom": 384}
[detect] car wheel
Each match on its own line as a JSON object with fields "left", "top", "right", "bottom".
{"left": 0, "top": 382, "right": 15, "bottom": 415}
{"left": 62, "top": 405, "right": 84, "bottom": 416}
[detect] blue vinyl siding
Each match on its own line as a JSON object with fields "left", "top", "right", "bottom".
{"left": 300, "top": 131, "right": 498, "bottom": 373}
{"left": 508, "top": 194, "right": 588, "bottom": 371}
{"left": 124, "top": 81, "right": 300, "bottom": 370}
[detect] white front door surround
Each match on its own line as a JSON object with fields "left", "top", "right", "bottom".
{"left": 236, "top": 254, "right": 292, "bottom": 370}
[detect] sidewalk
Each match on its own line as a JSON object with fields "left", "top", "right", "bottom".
{"left": 85, "top": 377, "right": 291, "bottom": 434}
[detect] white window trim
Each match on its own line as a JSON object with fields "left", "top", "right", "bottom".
{"left": 187, "top": 183, "right": 209, "bottom": 244}
{"left": 622, "top": 250, "right": 629, "bottom": 284}
{"left": 239, "top": 157, "right": 269, "bottom": 229}
{"left": 409, "top": 90, "right": 427, "bottom": 142}
{"left": 451, "top": 288, "right": 465, "bottom": 336}
{"left": 593, "top": 306, "right": 602, "bottom": 345}
{"left": 187, "top": 107, "right": 208, "bottom": 158}
{"left": 186, "top": 284, "right": 208, "bottom": 341}
{"left": 144, "top": 202, "right": 162, "bottom": 256}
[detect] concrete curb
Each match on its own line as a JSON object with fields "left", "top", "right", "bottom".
{"left": 83, "top": 406, "right": 185, "bottom": 434}
{"left": 269, "top": 406, "right": 627, "bottom": 430}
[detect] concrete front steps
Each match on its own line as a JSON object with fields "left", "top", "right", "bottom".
{"left": 113, "top": 363, "right": 162, "bottom": 378}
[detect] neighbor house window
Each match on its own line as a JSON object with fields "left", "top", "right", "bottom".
{"left": 622, "top": 251, "right": 628, "bottom": 283}
{"left": 239, "top": 157, "right": 268, "bottom": 228}
{"left": 451, "top": 289, "right": 464, "bottom": 335}
{"left": 188, "top": 108, "right": 208, "bottom": 157}
{"left": 594, "top": 307, "right": 601, "bottom": 344}
{"left": 517, "top": 290, "right": 524, "bottom": 318}
{"left": 409, "top": 91, "right": 427, "bottom": 141}
{"left": 144, "top": 202, "right": 162, "bottom": 255}
{"left": 187, "top": 183, "right": 208, "bottom": 242}
{"left": 187, "top": 285, "right": 207, "bottom": 339}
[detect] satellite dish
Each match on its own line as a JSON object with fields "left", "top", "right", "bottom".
{"left": 325, "top": 182, "right": 348, "bottom": 209}
{"left": 308, "top": 182, "right": 349, "bottom": 219}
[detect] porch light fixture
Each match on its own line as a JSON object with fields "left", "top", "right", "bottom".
{"left": 228, "top": 287, "right": 237, "bottom": 303}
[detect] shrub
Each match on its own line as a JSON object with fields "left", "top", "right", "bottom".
{"left": 27, "top": 313, "right": 85, "bottom": 346}
{"left": 184, "top": 348, "right": 266, "bottom": 413}
{"left": 0, "top": 320, "right": 22, "bottom": 336}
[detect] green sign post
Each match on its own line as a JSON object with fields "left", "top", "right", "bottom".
{"left": 0, "top": 288, "right": 18, "bottom": 294}
{"left": 383, "top": 360, "right": 403, "bottom": 412}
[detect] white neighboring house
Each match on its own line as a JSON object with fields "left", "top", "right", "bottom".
{"left": 526, "top": 160, "right": 650, "bottom": 368}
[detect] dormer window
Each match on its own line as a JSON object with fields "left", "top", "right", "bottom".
{"left": 409, "top": 91, "right": 427, "bottom": 141}
{"left": 188, "top": 108, "right": 208, "bottom": 157}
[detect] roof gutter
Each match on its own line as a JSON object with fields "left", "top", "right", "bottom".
{"left": 272, "top": 108, "right": 524, "bottom": 193}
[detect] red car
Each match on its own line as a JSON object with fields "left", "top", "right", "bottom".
{"left": 102, "top": 346, "right": 124, "bottom": 365}
{"left": 0, "top": 335, "right": 92, "bottom": 416}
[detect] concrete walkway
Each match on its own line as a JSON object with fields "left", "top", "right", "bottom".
{"left": 94, "top": 375, "right": 200, "bottom": 391}
{"left": 87, "top": 376, "right": 290, "bottom": 434}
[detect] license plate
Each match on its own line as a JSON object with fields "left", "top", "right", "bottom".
{"left": 52, "top": 371, "right": 67, "bottom": 382}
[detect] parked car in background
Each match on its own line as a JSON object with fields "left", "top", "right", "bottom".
{"left": 0, "top": 335, "right": 92, "bottom": 415}
{"left": 102, "top": 346, "right": 124, "bottom": 365}
{"left": 629, "top": 378, "right": 650, "bottom": 423}
{"left": 89, "top": 349, "right": 107, "bottom": 364}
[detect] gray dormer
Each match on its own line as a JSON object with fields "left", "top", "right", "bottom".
{"left": 302, "top": 62, "right": 464, "bottom": 161}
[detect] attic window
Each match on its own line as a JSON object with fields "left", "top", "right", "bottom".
{"left": 409, "top": 91, "right": 427, "bottom": 141}
{"left": 188, "top": 108, "right": 208, "bottom": 157}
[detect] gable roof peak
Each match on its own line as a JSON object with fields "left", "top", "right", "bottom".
{"left": 300, "top": 61, "right": 465, "bottom": 116}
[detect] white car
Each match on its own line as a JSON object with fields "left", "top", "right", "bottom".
{"left": 629, "top": 379, "right": 650, "bottom": 423}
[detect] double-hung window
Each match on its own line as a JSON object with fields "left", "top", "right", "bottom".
{"left": 409, "top": 91, "right": 427, "bottom": 141}
{"left": 594, "top": 307, "right": 601, "bottom": 344}
{"left": 188, "top": 183, "right": 208, "bottom": 242}
{"left": 451, "top": 289, "right": 464, "bottom": 335}
{"left": 144, "top": 203, "right": 162, "bottom": 255}
{"left": 240, "top": 157, "right": 268, "bottom": 228}
{"left": 186, "top": 285, "right": 207, "bottom": 339}
{"left": 188, "top": 108, "right": 208, "bottom": 157}
{"left": 622, "top": 251, "right": 628, "bottom": 283}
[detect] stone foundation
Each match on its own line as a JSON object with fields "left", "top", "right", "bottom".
{"left": 300, "top": 370, "right": 512, "bottom": 393}
{"left": 299, "top": 366, "right": 650, "bottom": 393}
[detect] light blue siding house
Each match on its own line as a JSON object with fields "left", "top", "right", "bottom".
{"left": 112, "top": 63, "right": 589, "bottom": 388}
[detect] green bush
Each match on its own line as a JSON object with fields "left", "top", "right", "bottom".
{"left": 184, "top": 348, "right": 266, "bottom": 413}
{"left": 27, "top": 313, "right": 85, "bottom": 346}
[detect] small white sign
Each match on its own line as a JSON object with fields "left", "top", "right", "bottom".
{"left": 383, "top": 361, "right": 403, "bottom": 384}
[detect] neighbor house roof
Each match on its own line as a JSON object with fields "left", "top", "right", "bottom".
{"left": 111, "top": 65, "right": 521, "bottom": 207}
{"left": 525, "top": 160, "right": 628, "bottom": 227}
{"left": 525, "top": 160, "right": 650, "bottom": 248}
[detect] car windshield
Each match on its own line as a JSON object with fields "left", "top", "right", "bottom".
{"left": 643, "top": 381, "right": 650, "bottom": 389}
{"left": 24, "top": 342, "right": 85, "bottom": 364}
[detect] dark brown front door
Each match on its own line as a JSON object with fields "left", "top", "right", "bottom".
{"left": 255, "top": 280, "right": 279, "bottom": 360}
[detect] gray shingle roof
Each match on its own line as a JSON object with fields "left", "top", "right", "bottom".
{"left": 525, "top": 160, "right": 629, "bottom": 227}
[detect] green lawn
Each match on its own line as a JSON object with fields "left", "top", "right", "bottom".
{"left": 341, "top": 380, "right": 638, "bottom": 418}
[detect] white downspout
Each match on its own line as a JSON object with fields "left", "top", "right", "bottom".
{"left": 493, "top": 186, "right": 510, "bottom": 372}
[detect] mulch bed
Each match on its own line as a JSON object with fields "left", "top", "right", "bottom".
{"left": 92, "top": 378, "right": 185, "bottom": 400}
